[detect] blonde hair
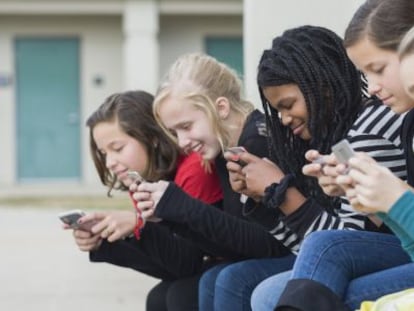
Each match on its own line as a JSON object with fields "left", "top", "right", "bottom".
{"left": 398, "top": 26, "right": 414, "bottom": 60}
{"left": 153, "top": 53, "right": 254, "bottom": 152}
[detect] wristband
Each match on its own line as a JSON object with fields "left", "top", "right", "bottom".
{"left": 133, "top": 209, "right": 145, "bottom": 240}
{"left": 262, "top": 174, "right": 296, "bottom": 209}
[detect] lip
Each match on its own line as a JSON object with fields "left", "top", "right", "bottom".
{"left": 115, "top": 169, "right": 128, "bottom": 179}
{"left": 292, "top": 123, "right": 305, "bottom": 136}
{"left": 379, "top": 95, "right": 393, "bottom": 105}
{"left": 190, "top": 143, "right": 203, "bottom": 154}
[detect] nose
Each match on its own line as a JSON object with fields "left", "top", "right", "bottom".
{"left": 176, "top": 131, "right": 192, "bottom": 150}
{"left": 105, "top": 153, "right": 117, "bottom": 170}
{"left": 366, "top": 75, "right": 381, "bottom": 96}
{"left": 280, "top": 111, "right": 293, "bottom": 127}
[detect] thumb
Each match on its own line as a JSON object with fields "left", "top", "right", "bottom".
{"left": 238, "top": 151, "right": 260, "bottom": 164}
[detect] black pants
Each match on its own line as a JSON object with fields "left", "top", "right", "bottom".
{"left": 146, "top": 274, "right": 202, "bottom": 311}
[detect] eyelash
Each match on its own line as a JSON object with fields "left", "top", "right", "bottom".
{"left": 373, "top": 67, "right": 384, "bottom": 74}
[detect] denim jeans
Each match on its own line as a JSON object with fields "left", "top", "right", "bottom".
{"left": 251, "top": 270, "right": 292, "bottom": 311}
{"left": 291, "top": 230, "right": 414, "bottom": 310}
{"left": 198, "top": 255, "right": 296, "bottom": 311}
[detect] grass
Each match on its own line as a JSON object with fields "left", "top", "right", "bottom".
{"left": 0, "top": 195, "right": 132, "bottom": 210}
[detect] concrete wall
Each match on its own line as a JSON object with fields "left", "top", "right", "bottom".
{"left": 243, "top": 0, "right": 366, "bottom": 107}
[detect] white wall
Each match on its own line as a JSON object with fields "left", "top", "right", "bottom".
{"left": 159, "top": 15, "right": 242, "bottom": 77}
{"left": 244, "top": 0, "right": 366, "bottom": 107}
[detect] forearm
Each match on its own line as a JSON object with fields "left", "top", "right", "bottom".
{"left": 155, "top": 183, "right": 291, "bottom": 258}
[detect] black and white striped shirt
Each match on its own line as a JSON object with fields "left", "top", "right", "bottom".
{"left": 269, "top": 100, "right": 407, "bottom": 253}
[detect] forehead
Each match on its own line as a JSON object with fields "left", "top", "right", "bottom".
{"left": 93, "top": 121, "right": 124, "bottom": 144}
{"left": 346, "top": 38, "right": 395, "bottom": 69}
{"left": 262, "top": 84, "right": 302, "bottom": 103}
{"left": 158, "top": 96, "right": 201, "bottom": 129}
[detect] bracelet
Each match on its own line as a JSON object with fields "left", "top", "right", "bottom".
{"left": 262, "top": 174, "right": 296, "bottom": 209}
{"left": 133, "top": 209, "right": 145, "bottom": 240}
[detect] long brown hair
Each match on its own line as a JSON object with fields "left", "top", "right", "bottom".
{"left": 87, "top": 90, "right": 181, "bottom": 195}
{"left": 344, "top": 0, "right": 414, "bottom": 51}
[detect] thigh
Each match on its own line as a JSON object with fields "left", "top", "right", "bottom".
{"left": 199, "top": 262, "right": 232, "bottom": 311}
{"left": 251, "top": 270, "right": 292, "bottom": 311}
{"left": 146, "top": 281, "right": 171, "bottom": 311}
{"left": 214, "top": 255, "right": 296, "bottom": 311}
{"left": 291, "top": 230, "right": 410, "bottom": 297}
{"left": 166, "top": 274, "right": 203, "bottom": 311}
{"left": 345, "top": 262, "right": 414, "bottom": 310}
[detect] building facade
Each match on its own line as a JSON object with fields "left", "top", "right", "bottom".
{"left": 0, "top": 0, "right": 364, "bottom": 194}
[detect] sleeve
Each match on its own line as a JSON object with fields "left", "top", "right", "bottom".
{"left": 174, "top": 153, "right": 223, "bottom": 204}
{"left": 154, "top": 182, "right": 291, "bottom": 259}
{"left": 386, "top": 191, "right": 414, "bottom": 259}
{"left": 278, "top": 132, "right": 406, "bottom": 242}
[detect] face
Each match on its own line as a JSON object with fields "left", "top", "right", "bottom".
{"left": 92, "top": 120, "right": 148, "bottom": 187}
{"left": 263, "top": 84, "right": 311, "bottom": 140}
{"left": 346, "top": 38, "right": 414, "bottom": 114}
{"left": 399, "top": 54, "right": 414, "bottom": 103}
{"left": 158, "top": 96, "right": 221, "bottom": 160}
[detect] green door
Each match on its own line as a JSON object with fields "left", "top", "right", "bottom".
{"left": 15, "top": 38, "right": 80, "bottom": 181}
{"left": 205, "top": 37, "right": 244, "bottom": 78}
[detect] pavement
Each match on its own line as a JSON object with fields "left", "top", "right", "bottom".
{"left": 0, "top": 206, "right": 158, "bottom": 311}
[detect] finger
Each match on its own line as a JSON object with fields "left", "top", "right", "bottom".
{"left": 141, "top": 208, "right": 154, "bottom": 221}
{"left": 78, "top": 212, "right": 104, "bottom": 224}
{"left": 226, "top": 160, "right": 243, "bottom": 172}
{"left": 238, "top": 151, "right": 260, "bottom": 164}
{"left": 336, "top": 174, "right": 354, "bottom": 187}
{"left": 137, "top": 181, "right": 162, "bottom": 193}
{"left": 302, "top": 163, "right": 322, "bottom": 177}
{"left": 133, "top": 191, "right": 151, "bottom": 202}
{"left": 321, "top": 164, "right": 339, "bottom": 177}
{"left": 129, "top": 182, "right": 138, "bottom": 192}
{"left": 304, "top": 149, "right": 321, "bottom": 161}
{"left": 137, "top": 201, "right": 154, "bottom": 212}
{"left": 73, "top": 229, "right": 93, "bottom": 239}
{"left": 90, "top": 218, "right": 110, "bottom": 235}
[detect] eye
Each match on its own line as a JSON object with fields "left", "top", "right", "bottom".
{"left": 372, "top": 66, "right": 384, "bottom": 74}
{"left": 113, "top": 145, "right": 124, "bottom": 152}
{"left": 181, "top": 122, "right": 192, "bottom": 130}
{"left": 168, "top": 129, "right": 177, "bottom": 137}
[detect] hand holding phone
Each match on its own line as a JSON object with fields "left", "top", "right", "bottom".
{"left": 59, "top": 209, "right": 96, "bottom": 232}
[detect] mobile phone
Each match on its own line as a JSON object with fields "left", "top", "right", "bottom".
{"left": 226, "top": 146, "right": 247, "bottom": 155}
{"left": 127, "top": 170, "right": 146, "bottom": 184}
{"left": 331, "top": 139, "right": 355, "bottom": 164}
{"left": 225, "top": 146, "right": 247, "bottom": 166}
{"left": 58, "top": 209, "right": 96, "bottom": 231}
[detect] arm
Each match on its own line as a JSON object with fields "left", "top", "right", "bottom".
{"left": 135, "top": 181, "right": 290, "bottom": 259}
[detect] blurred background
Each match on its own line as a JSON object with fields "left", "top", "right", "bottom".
{"left": 0, "top": 0, "right": 364, "bottom": 309}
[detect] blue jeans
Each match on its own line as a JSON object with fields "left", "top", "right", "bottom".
{"left": 292, "top": 230, "right": 414, "bottom": 310}
{"left": 198, "top": 255, "right": 296, "bottom": 311}
{"left": 251, "top": 270, "right": 291, "bottom": 311}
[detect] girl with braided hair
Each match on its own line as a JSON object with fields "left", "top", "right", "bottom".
{"left": 201, "top": 25, "right": 406, "bottom": 310}
{"left": 266, "top": 1, "right": 414, "bottom": 311}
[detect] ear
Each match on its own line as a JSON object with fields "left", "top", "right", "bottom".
{"left": 215, "top": 97, "right": 231, "bottom": 120}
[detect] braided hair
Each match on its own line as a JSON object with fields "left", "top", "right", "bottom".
{"left": 257, "top": 25, "right": 363, "bottom": 209}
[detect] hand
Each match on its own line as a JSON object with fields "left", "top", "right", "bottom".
{"left": 132, "top": 181, "right": 168, "bottom": 222}
{"left": 237, "top": 152, "right": 284, "bottom": 199}
{"left": 303, "top": 150, "right": 345, "bottom": 197}
{"left": 72, "top": 228, "right": 102, "bottom": 252}
{"left": 224, "top": 151, "right": 247, "bottom": 194}
{"left": 79, "top": 210, "right": 136, "bottom": 242}
{"left": 338, "top": 153, "right": 409, "bottom": 213}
